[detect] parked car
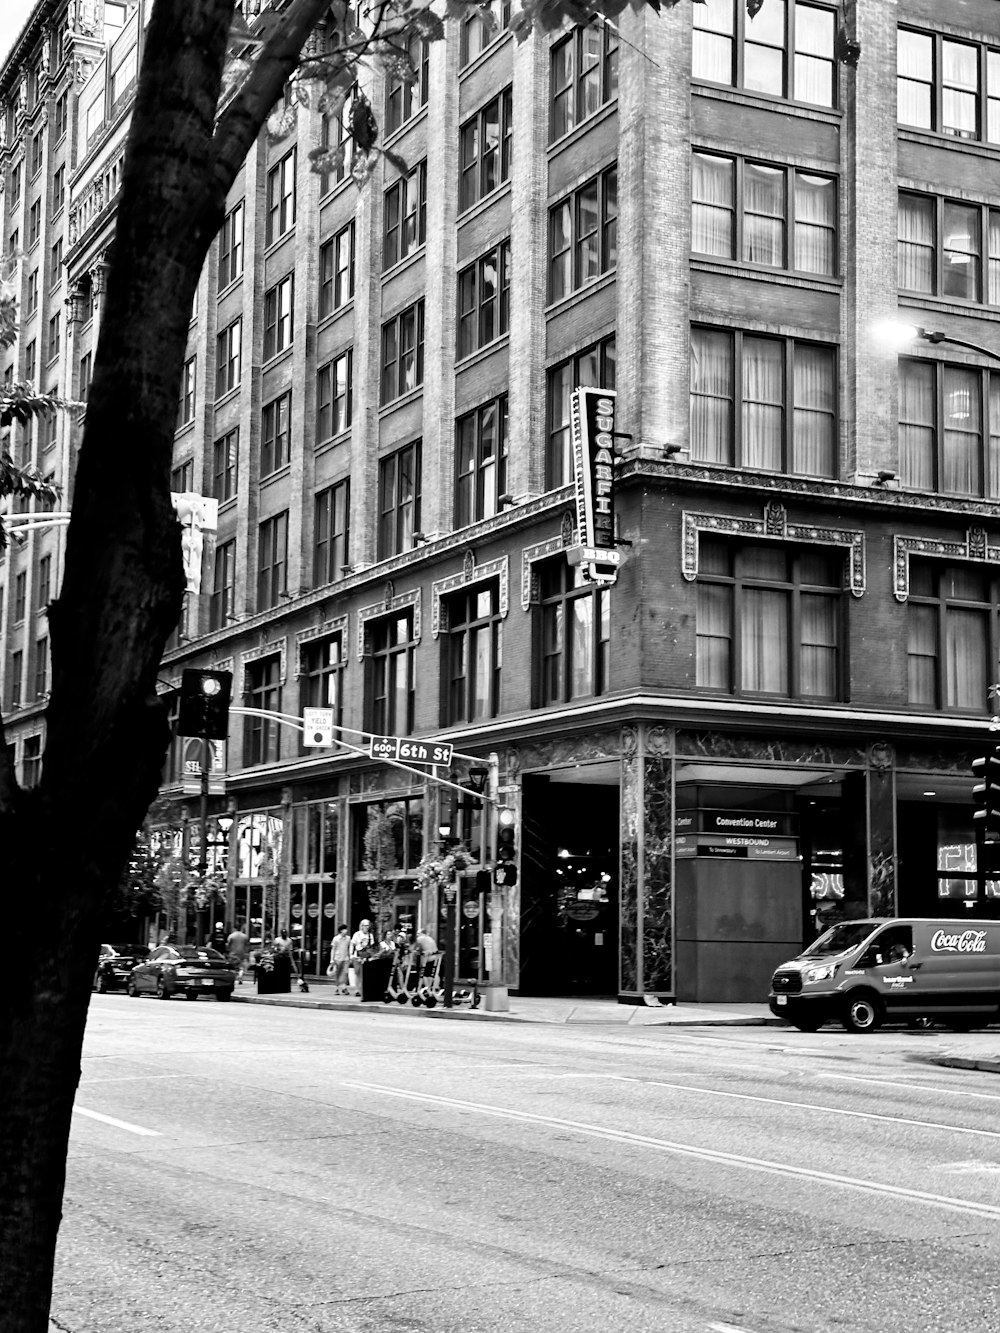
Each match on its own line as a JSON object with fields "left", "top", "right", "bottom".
{"left": 126, "top": 945, "right": 237, "bottom": 1001}
{"left": 93, "top": 943, "right": 150, "bottom": 993}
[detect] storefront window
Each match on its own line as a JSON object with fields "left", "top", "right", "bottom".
{"left": 937, "top": 810, "right": 1000, "bottom": 897}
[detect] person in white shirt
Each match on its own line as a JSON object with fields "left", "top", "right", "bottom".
{"left": 349, "top": 919, "right": 375, "bottom": 994}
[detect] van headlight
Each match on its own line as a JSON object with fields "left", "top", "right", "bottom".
{"left": 804, "top": 962, "right": 837, "bottom": 984}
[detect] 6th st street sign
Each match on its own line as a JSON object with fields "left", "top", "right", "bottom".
{"left": 369, "top": 735, "right": 453, "bottom": 766}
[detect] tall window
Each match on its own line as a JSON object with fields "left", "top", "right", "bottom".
{"left": 696, "top": 539, "right": 843, "bottom": 698}
{"left": 378, "top": 440, "right": 421, "bottom": 558}
{"left": 383, "top": 162, "right": 427, "bottom": 268}
{"left": 366, "top": 611, "right": 415, "bottom": 734}
{"left": 22, "top": 735, "right": 41, "bottom": 788}
{"left": 215, "top": 318, "right": 242, "bottom": 398}
{"left": 693, "top": 0, "right": 836, "bottom": 107}
{"left": 244, "top": 656, "right": 282, "bottom": 766}
{"left": 459, "top": 88, "right": 513, "bottom": 213}
{"left": 898, "top": 192, "right": 1000, "bottom": 305}
{"left": 457, "top": 240, "right": 510, "bottom": 358}
{"left": 907, "top": 561, "right": 999, "bottom": 713}
{"left": 54, "top": 91, "right": 67, "bottom": 141}
{"left": 27, "top": 199, "right": 41, "bottom": 249}
{"left": 37, "top": 555, "right": 51, "bottom": 609}
{"left": 261, "top": 392, "right": 291, "bottom": 477}
{"left": 385, "top": 36, "right": 429, "bottom": 135}
{"left": 549, "top": 165, "right": 617, "bottom": 302}
{"left": 898, "top": 358, "right": 1000, "bottom": 498}
{"left": 49, "top": 239, "right": 62, "bottom": 288}
{"left": 14, "top": 572, "right": 26, "bottom": 622}
{"left": 78, "top": 350, "right": 91, "bottom": 398}
{"left": 257, "top": 511, "right": 288, "bottom": 610}
{"left": 455, "top": 395, "right": 508, "bottom": 527}
{"left": 218, "top": 201, "right": 244, "bottom": 287}
{"left": 263, "top": 275, "right": 294, "bottom": 359}
{"left": 177, "top": 355, "right": 196, "bottom": 426}
{"left": 536, "top": 559, "right": 610, "bottom": 704}
{"left": 547, "top": 334, "right": 616, "bottom": 487}
{"left": 381, "top": 300, "right": 424, "bottom": 402}
{"left": 210, "top": 539, "right": 236, "bottom": 630}
{"left": 8, "top": 651, "right": 22, "bottom": 710}
{"left": 47, "top": 313, "right": 60, "bottom": 362}
{"left": 300, "top": 635, "right": 345, "bottom": 737}
{"left": 171, "top": 459, "right": 193, "bottom": 493}
{"left": 317, "top": 350, "right": 352, "bottom": 442}
{"left": 692, "top": 151, "right": 836, "bottom": 275}
{"left": 444, "top": 582, "right": 502, "bottom": 723}
{"left": 53, "top": 166, "right": 66, "bottom": 213}
{"left": 266, "top": 149, "right": 296, "bottom": 244}
{"left": 25, "top": 340, "right": 36, "bottom": 385}
{"left": 898, "top": 29, "right": 1000, "bottom": 142}
{"left": 26, "top": 270, "right": 38, "bottom": 317}
{"left": 550, "top": 21, "right": 618, "bottom": 141}
{"left": 690, "top": 327, "right": 837, "bottom": 478}
{"left": 29, "top": 130, "right": 43, "bottom": 177}
{"left": 318, "top": 83, "right": 356, "bottom": 194}
{"left": 35, "top": 636, "right": 48, "bottom": 698}
{"left": 460, "top": 0, "right": 511, "bottom": 67}
{"left": 313, "top": 479, "right": 350, "bottom": 585}
{"left": 213, "top": 428, "right": 238, "bottom": 503}
{"left": 319, "top": 221, "right": 355, "bottom": 317}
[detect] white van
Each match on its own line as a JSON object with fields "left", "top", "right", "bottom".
{"left": 769, "top": 918, "right": 1000, "bottom": 1033}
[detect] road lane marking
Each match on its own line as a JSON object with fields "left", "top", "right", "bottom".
{"left": 73, "top": 1106, "right": 160, "bottom": 1136}
{"left": 346, "top": 1081, "right": 1000, "bottom": 1222}
{"left": 813, "top": 1070, "right": 1000, "bottom": 1102}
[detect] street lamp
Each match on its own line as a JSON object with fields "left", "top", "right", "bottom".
{"left": 875, "top": 319, "right": 1000, "bottom": 361}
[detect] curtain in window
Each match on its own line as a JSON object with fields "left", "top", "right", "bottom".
{"left": 741, "top": 588, "right": 788, "bottom": 692}
{"left": 743, "top": 163, "right": 784, "bottom": 265}
{"left": 692, "top": 153, "right": 734, "bottom": 257}
{"left": 742, "top": 336, "right": 783, "bottom": 469}
{"left": 569, "top": 596, "right": 594, "bottom": 698}
{"left": 898, "top": 359, "right": 936, "bottom": 489}
{"left": 907, "top": 605, "right": 937, "bottom": 704}
{"left": 989, "top": 376, "right": 1000, "bottom": 498}
{"left": 794, "top": 173, "right": 835, "bottom": 274}
{"left": 691, "top": 0, "right": 734, "bottom": 84}
{"left": 470, "top": 624, "right": 491, "bottom": 719}
{"left": 800, "top": 593, "right": 837, "bottom": 697}
{"left": 542, "top": 603, "right": 563, "bottom": 703}
{"left": 793, "top": 3, "right": 834, "bottom": 108}
{"left": 943, "top": 40, "right": 978, "bottom": 137}
{"left": 743, "top": 0, "right": 784, "bottom": 98}
{"left": 897, "top": 194, "right": 934, "bottom": 293}
{"left": 696, "top": 583, "right": 731, "bottom": 687}
{"left": 942, "top": 202, "right": 980, "bottom": 301}
{"left": 690, "top": 328, "right": 733, "bottom": 463}
{"left": 945, "top": 607, "right": 987, "bottom": 709}
{"left": 897, "top": 29, "right": 932, "bottom": 128}
{"left": 942, "top": 366, "right": 981, "bottom": 495}
{"left": 792, "top": 344, "right": 835, "bottom": 477}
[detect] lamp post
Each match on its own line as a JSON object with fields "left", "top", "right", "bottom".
{"left": 438, "top": 819, "right": 458, "bottom": 1008}
{"left": 875, "top": 319, "right": 1000, "bottom": 362}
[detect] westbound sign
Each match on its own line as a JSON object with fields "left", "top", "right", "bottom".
{"left": 369, "top": 735, "right": 453, "bottom": 766}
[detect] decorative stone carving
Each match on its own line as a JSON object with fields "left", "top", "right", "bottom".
{"left": 763, "top": 501, "right": 787, "bottom": 536}
{"left": 522, "top": 532, "right": 573, "bottom": 609}
{"left": 431, "top": 555, "right": 508, "bottom": 638}
{"left": 621, "top": 724, "right": 638, "bottom": 758}
{"left": 894, "top": 529, "right": 1000, "bottom": 601}
{"left": 645, "top": 725, "right": 672, "bottom": 757}
{"left": 383, "top": 579, "right": 394, "bottom": 609}
{"left": 463, "top": 548, "right": 475, "bottom": 580}
{"left": 239, "top": 638, "right": 287, "bottom": 694}
{"left": 356, "top": 587, "right": 420, "bottom": 660}
{"left": 869, "top": 741, "right": 894, "bottom": 772}
{"left": 293, "top": 616, "right": 348, "bottom": 678}
{"left": 560, "top": 511, "right": 575, "bottom": 546}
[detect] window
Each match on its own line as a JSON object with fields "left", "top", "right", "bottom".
{"left": 177, "top": 355, "right": 196, "bottom": 426}
{"left": 265, "top": 149, "right": 296, "bottom": 245}
{"left": 37, "top": 555, "right": 51, "bottom": 609}
{"left": 243, "top": 655, "right": 282, "bottom": 766}
{"left": 34, "top": 636, "right": 48, "bottom": 698}
{"left": 692, "top": 151, "right": 836, "bottom": 276}
{"left": 898, "top": 192, "right": 1000, "bottom": 305}
{"left": 693, "top": 0, "right": 836, "bottom": 108}
{"left": 9, "top": 229, "right": 18, "bottom": 256}
{"left": 22, "top": 735, "right": 41, "bottom": 788}
{"left": 52, "top": 166, "right": 65, "bottom": 214}
{"left": 257, "top": 511, "right": 288, "bottom": 610}
{"left": 300, "top": 635, "right": 345, "bottom": 737}
{"left": 383, "top": 161, "right": 427, "bottom": 269}
{"left": 110, "top": 41, "right": 137, "bottom": 117}
{"left": 455, "top": 395, "right": 508, "bottom": 527}
{"left": 378, "top": 440, "right": 421, "bottom": 558}
{"left": 210, "top": 539, "right": 236, "bottom": 630}
{"left": 46, "top": 313, "right": 60, "bottom": 362}
{"left": 696, "top": 539, "right": 843, "bottom": 698}
{"left": 78, "top": 351, "right": 92, "bottom": 399}
{"left": 536, "top": 559, "right": 610, "bottom": 704}
{"left": 14, "top": 572, "right": 27, "bottom": 621}
{"left": 319, "top": 223, "right": 355, "bottom": 320}
{"left": 9, "top": 161, "right": 20, "bottom": 203}
{"left": 218, "top": 201, "right": 244, "bottom": 288}
{"left": 460, "top": 0, "right": 511, "bottom": 67}
{"left": 25, "top": 270, "right": 38, "bottom": 318}
{"left": 550, "top": 22, "right": 618, "bottom": 141}
{"left": 316, "top": 350, "right": 352, "bottom": 441}
{"left": 170, "top": 460, "right": 194, "bottom": 495}
{"left": 261, "top": 391, "right": 291, "bottom": 477}
{"left": 381, "top": 300, "right": 424, "bottom": 402}
{"left": 457, "top": 240, "right": 510, "bottom": 358}
{"left": 54, "top": 90, "right": 68, "bottom": 141}
{"left": 263, "top": 274, "right": 294, "bottom": 359}
{"left": 213, "top": 428, "right": 238, "bottom": 503}
{"left": 898, "top": 28, "right": 1000, "bottom": 141}
{"left": 898, "top": 358, "right": 1000, "bottom": 497}
{"left": 313, "top": 479, "right": 350, "bottom": 585}
{"left": 459, "top": 88, "right": 513, "bottom": 212}
{"left": 385, "top": 35, "right": 429, "bottom": 135}
{"left": 549, "top": 165, "right": 617, "bottom": 301}
{"left": 907, "top": 562, "right": 1000, "bottom": 712}
{"left": 37, "top": 399, "right": 56, "bottom": 452}
{"left": 27, "top": 199, "right": 41, "bottom": 249}
{"left": 444, "top": 582, "right": 502, "bottom": 723}
{"left": 24, "top": 340, "right": 36, "bottom": 385}
{"left": 318, "top": 84, "right": 356, "bottom": 194}
{"left": 29, "top": 130, "right": 43, "bottom": 177}
{"left": 366, "top": 610, "right": 415, "bottom": 734}
{"left": 690, "top": 327, "right": 837, "bottom": 478}
{"left": 49, "top": 239, "right": 62, "bottom": 287}
{"left": 547, "top": 334, "right": 616, "bottom": 488}
{"left": 9, "top": 651, "right": 22, "bottom": 710}
{"left": 215, "top": 318, "right": 242, "bottom": 398}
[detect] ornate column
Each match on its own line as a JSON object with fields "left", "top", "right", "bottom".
{"left": 620, "top": 723, "right": 674, "bottom": 997}
{"left": 867, "top": 742, "right": 897, "bottom": 916}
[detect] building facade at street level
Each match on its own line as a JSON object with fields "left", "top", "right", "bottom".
{"left": 7, "top": 0, "right": 1000, "bottom": 1002}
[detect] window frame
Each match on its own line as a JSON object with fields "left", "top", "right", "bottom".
{"left": 534, "top": 558, "right": 610, "bottom": 706}
{"left": 383, "top": 161, "right": 427, "bottom": 269}
{"left": 213, "top": 427, "right": 238, "bottom": 503}
{"left": 546, "top": 334, "right": 617, "bottom": 488}
{"left": 265, "top": 149, "right": 297, "bottom": 246}
{"left": 256, "top": 510, "right": 289, "bottom": 611}
{"left": 313, "top": 478, "right": 351, "bottom": 586}
{"left": 316, "top": 349, "right": 353, "bottom": 443}
{"left": 380, "top": 300, "right": 425, "bottom": 403}
{"left": 906, "top": 560, "right": 1000, "bottom": 714}
{"left": 385, "top": 35, "right": 429, "bottom": 135}
{"left": 459, "top": 87, "right": 513, "bottom": 213}
{"left": 263, "top": 274, "right": 294, "bottom": 361}
{"left": 898, "top": 356, "right": 1000, "bottom": 499}
{"left": 897, "top": 26, "right": 1000, "bottom": 143}
{"left": 455, "top": 394, "right": 509, "bottom": 528}
{"left": 261, "top": 390, "right": 292, "bottom": 478}
{"left": 319, "top": 220, "right": 355, "bottom": 318}
{"left": 243, "top": 654, "right": 282, "bottom": 766}
{"left": 365, "top": 609, "right": 416, "bottom": 735}
{"left": 218, "top": 201, "right": 245, "bottom": 289}
{"left": 215, "top": 317, "right": 242, "bottom": 399}
{"left": 177, "top": 354, "right": 196, "bottom": 427}
{"left": 457, "top": 239, "right": 511, "bottom": 359}
{"left": 210, "top": 538, "right": 236, "bottom": 631}
{"left": 299, "top": 634, "right": 346, "bottom": 742}
{"left": 548, "top": 164, "right": 618, "bottom": 302}
{"left": 443, "top": 580, "right": 503, "bottom": 724}
{"left": 550, "top": 21, "right": 619, "bottom": 142}
{"left": 897, "top": 190, "right": 1000, "bottom": 306}
{"left": 377, "top": 440, "right": 422, "bottom": 559}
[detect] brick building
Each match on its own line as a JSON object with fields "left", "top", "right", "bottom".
{"left": 3, "top": 0, "right": 1000, "bottom": 1001}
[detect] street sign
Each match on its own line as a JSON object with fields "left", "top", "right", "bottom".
{"left": 303, "top": 707, "right": 334, "bottom": 747}
{"left": 368, "top": 735, "right": 453, "bottom": 766}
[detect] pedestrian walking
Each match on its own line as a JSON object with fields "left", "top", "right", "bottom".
{"left": 326, "top": 924, "right": 352, "bottom": 994}
{"left": 350, "top": 919, "right": 375, "bottom": 995}
{"left": 226, "top": 922, "right": 249, "bottom": 984}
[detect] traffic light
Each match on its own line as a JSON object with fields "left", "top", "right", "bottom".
{"left": 177, "top": 668, "right": 232, "bottom": 740}
{"left": 972, "top": 746, "right": 1000, "bottom": 837}
{"left": 495, "top": 805, "right": 517, "bottom": 887}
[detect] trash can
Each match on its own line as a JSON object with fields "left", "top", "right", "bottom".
{"left": 256, "top": 953, "right": 292, "bottom": 994}
{"left": 361, "top": 954, "right": 394, "bottom": 1002}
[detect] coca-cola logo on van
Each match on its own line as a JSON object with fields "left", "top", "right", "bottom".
{"left": 930, "top": 929, "right": 988, "bottom": 954}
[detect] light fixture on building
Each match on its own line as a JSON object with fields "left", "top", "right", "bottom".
{"left": 663, "top": 443, "right": 683, "bottom": 457}
{"left": 874, "top": 469, "right": 896, "bottom": 485}
{"left": 467, "top": 766, "right": 489, "bottom": 794}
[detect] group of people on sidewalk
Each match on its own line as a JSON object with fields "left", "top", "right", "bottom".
{"left": 325, "top": 919, "right": 437, "bottom": 995}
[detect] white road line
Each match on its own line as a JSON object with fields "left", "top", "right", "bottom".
{"left": 73, "top": 1106, "right": 160, "bottom": 1136}
{"left": 813, "top": 1069, "right": 1000, "bottom": 1101}
{"left": 708, "top": 1324, "right": 757, "bottom": 1333}
{"left": 345, "top": 1081, "right": 1000, "bottom": 1222}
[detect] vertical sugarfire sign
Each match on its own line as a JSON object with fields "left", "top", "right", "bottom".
{"left": 570, "top": 387, "right": 617, "bottom": 552}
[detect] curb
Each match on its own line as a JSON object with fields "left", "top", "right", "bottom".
{"left": 928, "top": 1055, "right": 1000, "bottom": 1075}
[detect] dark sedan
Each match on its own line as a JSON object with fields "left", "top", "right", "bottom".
{"left": 126, "top": 945, "right": 237, "bottom": 1001}
{"left": 93, "top": 943, "right": 150, "bottom": 993}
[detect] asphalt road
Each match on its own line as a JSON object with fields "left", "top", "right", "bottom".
{"left": 49, "top": 995, "right": 1000, "bottom": 1333}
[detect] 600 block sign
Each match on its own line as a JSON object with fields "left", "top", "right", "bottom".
{"left": 369, "top": 735, "right": 453, "bottom": 766}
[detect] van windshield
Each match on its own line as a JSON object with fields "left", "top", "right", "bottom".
{"left": 802, "top": 922, "right": 877, "bottom": 957}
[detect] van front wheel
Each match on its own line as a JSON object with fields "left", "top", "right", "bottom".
{"left": 844, "top": 992, "right": 883, "bottom": 1034}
